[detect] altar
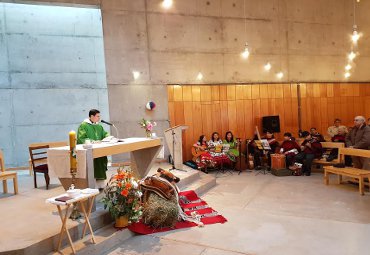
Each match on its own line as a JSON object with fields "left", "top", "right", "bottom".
{"left": 47, "top": 137, "right": 162, "bottom": 190}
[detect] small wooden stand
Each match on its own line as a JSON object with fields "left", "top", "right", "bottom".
{"left": 46, "top": 190, "right": 99, "bottom": 254}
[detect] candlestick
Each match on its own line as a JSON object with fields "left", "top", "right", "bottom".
{"left": 69, "top": 130, "right": 77, "bottom": 174}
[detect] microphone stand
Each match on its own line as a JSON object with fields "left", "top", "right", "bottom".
{"left": 112, "top": 124, "right": 119, "bottom": 139}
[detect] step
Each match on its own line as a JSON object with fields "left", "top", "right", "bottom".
{"left": 181, "top": 172, "right": 217, "bottom": 195}
{"left": 52, "top": 224, "right": 134, "bottom": 255}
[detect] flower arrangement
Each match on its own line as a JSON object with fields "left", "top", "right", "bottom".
{"left": 139, "top": 118, "right": 157, "bottom": 138}
{"left": 101, "top": 168, "right": 143, "bottom": 223}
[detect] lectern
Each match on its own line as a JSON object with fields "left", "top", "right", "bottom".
{"left": 164, "top": 125, "right": 188, "bottom": 170}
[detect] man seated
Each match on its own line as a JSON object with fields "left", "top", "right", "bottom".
{"left": 279, "top": 132, "right": 301, "bottom": 169}
{"left": 310, "top": 127, "right": 325, "bottom": 142}
{"left": 327, "top": 118, "right": 348, "bottom": 138}
{"left": 295, "top": 131, "right": 323, "bottom": 176}
{"left": 326, "top": 127, "right": 347, "bottom": 162}
{"left": 249, "top": 131, "right": 279, "bottom": 169}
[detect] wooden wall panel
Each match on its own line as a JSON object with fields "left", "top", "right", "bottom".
{"left": 168, "top": 83, "right": 370, "bottom": 161}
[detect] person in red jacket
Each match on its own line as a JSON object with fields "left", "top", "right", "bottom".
{"left": 279, "top": 132, "right": 301, "bottom": 169}
{"left": 295, "top": 131, "right": 323, "bottom": 176}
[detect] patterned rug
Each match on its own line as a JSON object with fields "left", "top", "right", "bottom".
{"left": 128, "top": 190, "right": 227, "bottom": 234}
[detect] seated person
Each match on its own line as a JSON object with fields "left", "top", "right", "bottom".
{"left": 265, "top": 131, "right": 280, "bottom": 167}
{"left": 295, "top": 131, "right": 323, "bottom": 176}
{"left": 326, "top": 127, "right": 347, "bottom": 162}
{"left": 310, "top": 127, "right": 325, "bottom": 142}
{"left": 223, "top": 131, "right": 239, "bottom": 162}
{"left": 208, "top": 131, "right": 230, "bottom": 165}
{"left": 327, "top": 118, "right": 348, "bottom": 138}
{"left": 248, "top": 135, "right": 262, "bottom": 169}
{"left": 208, "top": 132, "right": 223, "bottom": 153}
{"left": 279, "top": 132, "right": 301, "bottom": 169}
{"left": 249, "top": 131, "right": 279, "bottom": 169}
{"left": 192, "top": 135, "right": 225, "bottom": 173}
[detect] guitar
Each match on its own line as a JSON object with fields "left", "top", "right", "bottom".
{"left": 191, "top": 146, "right": 214, "bottom": 162}
{"left": 245, "top": 139, "right": 254, "bottom": 170}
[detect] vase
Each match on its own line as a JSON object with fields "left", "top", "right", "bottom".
{"left": 115, "top": 215, "right": 129, "bottom": 228}
{"left": 145, "top": 131, "right": 152, "bottom": 138}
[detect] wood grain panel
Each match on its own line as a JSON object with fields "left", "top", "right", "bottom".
{"left": 244, "top": 85, "right": 252, "bottom": 99}
{"left": 201, "top": 103, "right": 213, "bottom": 138}
{"left": 168, "top": 85, "right": 174, "bottom": 102}
{"left": 211, "top": 86, "right": 220, "bottom": 101}
{"left": 200, "top": 86, "right": 212, "bottom": 102}
{"left": 167, "top": 83, "right": 370, "bottom": 161}
{"left": 275, "top": 84, "right": 284, "bottom": 98}
{"left": 235, "top": 100, "right": 245, "bottom": 138}
{"left": 227, "top": 101, "right": 237, "bottom": 134}
{"left": 220, "top": 86, "right": 227, "bottom": 100}
{"left": 211, "top": 102, "right": 222, "bottom": 135}
{"left": 260, "top": 84, "right": 269, "bottom": 99}
{"left": 183, "top": 102, "right": 194, "bottom": 160}
{"left": 244, "top": 100, "right": 254, "bottom": 138}
{"left": 251, "top": 84, "right": 260, "bottom": 99}
{"left": 182, "top": 86, "right": 192, "bottom": 101}
{"left": 192, "top": 102, "right": 202, "bottom": 141}
{"left": 227, "top": 85, "right": 236, "bottom": 101}
{"left": 236, "top": 85, "right": 244, "bottom": 100}
{"left": 192, "top": 86, "right": 201, "bottom": 101}
{"left": 220, "top": 101, "right": 229, "bottom": 135}
{"left": 173, "top": 85, "right": 183, "bottom": 101}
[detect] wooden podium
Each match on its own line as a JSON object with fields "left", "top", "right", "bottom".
{"left": 164, "top": 125, "right": 188, "bottom": 169}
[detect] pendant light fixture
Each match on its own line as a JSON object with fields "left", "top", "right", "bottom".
{"left": 240, "top": 0, "right": 250, "bottom": 59}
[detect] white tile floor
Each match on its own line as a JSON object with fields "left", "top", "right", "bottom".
{"left": 106, "top": 172, "right": 370, "bottom": 255}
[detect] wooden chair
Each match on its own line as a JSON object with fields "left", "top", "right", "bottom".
{"left": 29, "top": 145, "right": 50, "bottom": 189}
{"left": 0, "top": 149, "right": 18, "bottom": 195}
{"left": 28, "top": 141, "right": 68, "bottom": 175}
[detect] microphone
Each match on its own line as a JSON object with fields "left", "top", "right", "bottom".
{"left": 101, "top": 120, "right": 113, "bottom": 126}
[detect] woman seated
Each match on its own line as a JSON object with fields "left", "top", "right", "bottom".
{"left": 279, "top": 132, "right": 301, "bottom": 169}
{"left": 192, "top": 135, "right": 218, "bottom": 173}
{"left": 208, "top": 132, "right": 231, "bottom": 165}
{"left": 223, "top": 131, "right": 239, "bottom": 162}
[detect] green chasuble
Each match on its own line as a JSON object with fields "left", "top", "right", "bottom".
{"left": 77, "top": 119, "right": 109, "bottom": 180}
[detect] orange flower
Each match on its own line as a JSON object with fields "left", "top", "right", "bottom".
{"left": 121, "top": 189, "right": 129, "bottom": 197}
{"left": 117, "top": 182, "right": 122, "bottom": 188}
{"left": 125, "top": 183, "right": 132, "bottom": 189}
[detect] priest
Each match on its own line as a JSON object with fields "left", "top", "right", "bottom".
{"left": 77, "top": 109, "right": 109, "bottom": 188}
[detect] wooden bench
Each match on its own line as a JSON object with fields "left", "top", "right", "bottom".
{"left": 324, "top": 148, "right": 370, "bottom": 195}
{"left": 313, "top": 142, "right": 345, "bottom": 166}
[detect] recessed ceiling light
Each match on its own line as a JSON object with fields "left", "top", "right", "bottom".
{"left": 264, "top": 62, "right": 271, "bottom": 71}
{"left": 132, "top": 71, "right": 140, "bottom": 80}
{"left": 162, "top": 0, "right": 173, "bottom": 9}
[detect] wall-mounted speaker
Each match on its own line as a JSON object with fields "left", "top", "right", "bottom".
{"left": 262, "top": 115, "right": 280, "bottom": 133}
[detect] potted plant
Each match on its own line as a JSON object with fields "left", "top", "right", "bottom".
{"left": 102, "top": 168, "right": 143, "bottom": 227}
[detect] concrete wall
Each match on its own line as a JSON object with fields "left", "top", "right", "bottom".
{"left": 0, "top": 3, "right": 109, "bottom": 166}
{"left": 3, "top": 0, "right": 370, "bottom": 165}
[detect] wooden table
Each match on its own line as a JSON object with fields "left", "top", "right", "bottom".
{"left": 46, "top": 189, "right": 99, "bottom": 254}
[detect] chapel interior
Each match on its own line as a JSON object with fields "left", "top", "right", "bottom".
{"left": 1, "top": 1, "right": 370, "bottom": 255}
